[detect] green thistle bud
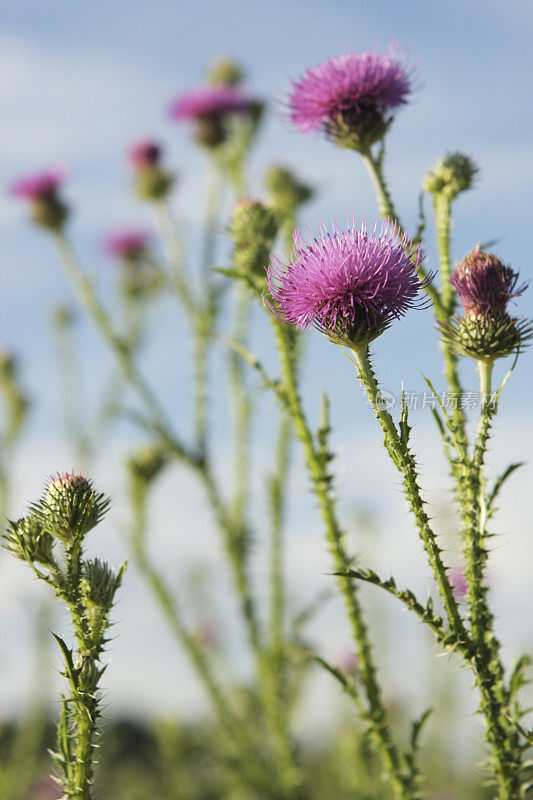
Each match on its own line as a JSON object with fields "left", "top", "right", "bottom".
{"left": 81, "top": 558, "right": 123, "bottom": 610}
{"left": 134, "top": 167, "right": 174, "bottom": 202}
{"left": 207, "top": 56, "right": 245, "bottom": 87}
{"left": 33, "top": 472, "right": 110, "bottom": 542}
{"left": 441, "top": 313, "right": 533, "bottom": 362}
{"left": 4, "top": 515, "right": 55, "bottom": 565}
{"left": 423, "top": 152, "right": 478, "bottom": 199}
{"left": 264, "top": 166, "right": 313, "bottom": 216}
{"left": 229, "top": 199, "right": 279, "bottom": 277}
{"left": 77, "top": 654, "right": 100, "bottom": 692}
{"left": 127, "top": 444, "right": 168, "bottom": 485}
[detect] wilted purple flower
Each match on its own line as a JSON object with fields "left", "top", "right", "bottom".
{"left": 170, "top": 85, "right": 252, "bottom": 121}
{"left": 267, "top": 218, "right": 429, "bottom": 347}
{"left": 287, "top": 50, "right": 413, "bottom": 150}
{"left": 10, "top": 169, "right": 66, "bottom": 200}
{"left": 128, "top": 140, "right": 162, "bottom": 170}
{"left": 451, "top": 245, "right": 527, "bottom": 318}
{"left": 449, "top": 569, "right": 468, "bottom": 601}
{"left": 104, "top": 231, "right": 151, "bottom": 261}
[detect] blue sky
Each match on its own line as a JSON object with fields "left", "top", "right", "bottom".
{"left": 1, "top": 0, "right": 533, "bottom": 739}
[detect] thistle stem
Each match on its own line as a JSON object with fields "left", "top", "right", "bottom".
{"left": 51, "top": 233, "right": 193, "bottom": 463}
{"left": 361, "top": 148, "right": 400, "bottom": 225}
{"left": 351, "top": 345, "right": 465, "bottom": 639}
{"left": 271, "top": 319, "right": 413, "bottom": 800}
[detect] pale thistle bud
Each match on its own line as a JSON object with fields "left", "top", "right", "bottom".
{"left": 33, "top": 472, "right": 110, "bottom": 543}
{"left": 128, "top": 140, "right": 174, "bottom": 202}
{"left": 77, "top": 654, "right": 100, "bottom": 692}
{"left": 81, "top": 558, "right": 122, "bottom": 610}
{"left": 423, "top": 152, "right": 478, "bottom": 199}
{"left": 229, "top": 198, "right": 279, "bottom": 277}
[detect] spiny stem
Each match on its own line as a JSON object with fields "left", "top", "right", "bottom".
{"left": 351, "top": 345, "right": 465, "bottom": 640}
{"left": 271, "top": 318, "right": 413, "bottom": 800}
{"left": 361, "top": 148, "right": 400, "bottom": 224}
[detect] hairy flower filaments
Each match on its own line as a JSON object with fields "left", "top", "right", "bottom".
{"left": 287, "top": 51, "right": 413, "bottom": 152}
{"left": 443, "top": 245, "right": 532, "bottom": 360}
{"left": 10, "top": 169, "right": 69, "bottom": 230}
{"left": 267, "top": 218, "right": 429, "bottom": 348}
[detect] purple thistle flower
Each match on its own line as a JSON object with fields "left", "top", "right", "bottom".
{"left": 267, "top": 217, "right": 429, "bottom": 348}
{"left": 128, "top": 140, "right": 162, "bottom": 170}
{"left": 451, "top": 245, "right": 527, "bottom": 318}
{"left": 104, "top": 231, "right": 151, "bottom": 261}
{"left": 449, "top": 569, "right": 468, "bottom": 601}
{"left": 169, "top": 85, "right": 252, "bottom": 121}
{"left": 10, "top": 169, "right": 66, "bottom": 200}
{"left": 287, "top": 50, "right": 413, "bottom": 150}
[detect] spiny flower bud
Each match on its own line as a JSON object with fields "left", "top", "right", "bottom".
{"left": 10, "top": 170, "right": 69, "bottom": 231}
{"left": 442, "top": 246, "right": 532, "bottom": 361}
{"left": 33, "top": 473, "right": 110, "bottom": 543}
{"left": 264, "top": 166, "right": 313, "bottom": 216}
{"left": 451, "top": 245, "right": 526, "bottom": 318}
{"left": 77, "top": 654, "right": 101, "bottom": 692}
{"left": 423, "top": 152, "right": 478, "bottom": 199}
{"left": 207, "top": 56, "right": 245, "bottom": 87}
{"left": 127, "top": 444, "right": 168, "bottom": 485}
{"left": 4, "top": 516, "right": 55, "bottom": 565}
{"left": 229, "top": 199, "right": 279, "bottom": 277}
{"left": 127, "top": 140, "right": 174, "bottom": 202}
{"left": 442, "top": 313, "right": 533, "bottom": 362}
{"left": 81, "top": 558, "right": 123, "bottom": 610}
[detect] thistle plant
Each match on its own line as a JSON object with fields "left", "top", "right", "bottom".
{"left": 8, "top": 44, "right": 533, "bottom": 800}
{"left": 4, "top": 473, "right": 125, "bottom": 799}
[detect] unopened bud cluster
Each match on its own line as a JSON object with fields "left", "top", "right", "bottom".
{"left": 423, "top": 152, "right": 478, "bottom": 200}
{"left": 229, "top": 199, "right": 279, "bottom": 278}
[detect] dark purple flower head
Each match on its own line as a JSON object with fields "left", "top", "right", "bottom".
{"left": 104, "top": 231, "right": 151, "bottom": 261}
{"left": 128, "top": 140, "right": 162, "bottom": 170}
{"left": 267, "top": 217, "right": 429, "bottom": 348}
{"left": 10, "top": 169, "right": 66, "bottom": 200}
{"left": 169, "top": 85, "right": 252, "bottom": 121}
{"left": 451, "top": 245, "right": 527, "bottom": 318}
{"left": 288, "top": 50, "right": 413, "bottom": 150}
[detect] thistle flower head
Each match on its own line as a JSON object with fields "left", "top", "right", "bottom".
{"left": 442, "top": 246, "right": 532, "bottom": 361}
{"left": 423, "top": 152, "right": 478, "bottom": 199}
{"left": 32, "top": 472, "right": 110, "bottom": 542}
{"left": 288, "top": 50, "right": 414, "bottom": 151}
{"left": 170, "top": 85, "right": 256, "bottom": 148}
{"left": 267, "top": 218, "right": 429, "bottom": 348}
{"left": 170, "top": 85, "right": 252, "bottom": 121}
{"left": 128, "top": 140, "right": 161, "bottom": 170}
{"left": 104, "top": 231, "right": 151, "bottom": 262}
{"left": 10, "top": 169, "right": 69, "bottom": 230}
{"left": 11, "top": 169, "right": 65, "bottom": 200}
{"left": 451, "top": 245, "right": 526, "bottom": 317}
